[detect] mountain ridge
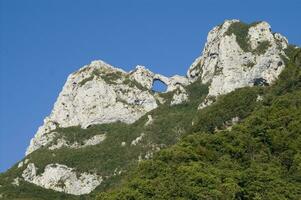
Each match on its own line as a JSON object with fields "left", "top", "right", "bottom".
{"left": 0, "top": 19, "right": 300, "bottom": 200}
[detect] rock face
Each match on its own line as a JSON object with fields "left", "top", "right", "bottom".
{"left": 22, "top": 163, "right": 102, "bottom": 195}
{"left": 187, "top": 20, "right": 288, "bottom": 99}
{"left": 26, "top": 61, "right": 188, "bottom": 155}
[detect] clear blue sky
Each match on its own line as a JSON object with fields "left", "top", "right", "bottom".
{"left": 0, "top": 0, "right": 300, "bottom": 172}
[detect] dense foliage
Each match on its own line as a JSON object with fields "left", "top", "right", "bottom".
{"left": 98, "top": 91, "right": 301, "bottom": 199}
{"left": 191, "top": 86, "right": 261, "bottom": 133}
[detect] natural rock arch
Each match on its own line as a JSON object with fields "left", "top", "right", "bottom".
{"left": 151, "top": 79, "right": 168, "bottom": 92}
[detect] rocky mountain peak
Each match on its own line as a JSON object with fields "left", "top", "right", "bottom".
{"left": 129, "top": 65, "right": 155, "bottom": 89}
{"left": 26, "top": 61, "right": 188, "bottom": 155}
{"left": 187, "top": 19, "right": 288, "bottom": 104}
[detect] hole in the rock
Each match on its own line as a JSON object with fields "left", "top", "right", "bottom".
{"left": 152, "top": 79, "right": 167, "bottom": 93}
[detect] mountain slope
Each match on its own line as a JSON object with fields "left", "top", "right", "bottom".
{"left": 0, "top": 20, "right": 299, "bottom": 200}
{"left": 97, "top": 46, "right": 301, "bottom": 200}
{"left": 0, "top": 77, "right": 208, "bottom": 199}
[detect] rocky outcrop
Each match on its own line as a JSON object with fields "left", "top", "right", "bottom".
{"left": 22, "top": 163, "right": 102, "bottom": 195}
{"left": 131, "top": 133, "right": 145, "bottom": 146}
{"left": 11, "top": 178, "right": 21, "bottom": 186}
{"left": 129, "top": 65, "right": 155, "bottom": 89}
{"left": 26, "top": 61, "right": 188, "bottom": 155}
{"left": 144, "top": 115, "right": 153, "bottom": 126}
{"left": 170, "top": 86, "right": 189, "bottom": 105}
{"left": 49, "top": 134, "right": 106, "bottom": 150}
{"left": 187, "top": 20, "right": 288, "bottom": 103}
{"left": 18, "top": 158, "right": 29, "bottom": 168}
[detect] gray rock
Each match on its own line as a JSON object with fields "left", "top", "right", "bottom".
{"left": 187, "top": 20, "right": 288, "bottom": 108}
{"left": 11, "top": 177, "right": 21, "bottom": 186}
{"left": 144, "top": 115, "right": 153, "bottom": 126}
{"left": 256, "top": 95, "right": 264, "bottom": 101}
{"left": 131, "top": 133, "right": 145, "bottom": 146}
{"left": 22, "top": 163, "right": 102, "bottom": 195}
{"left": 17, "top": 158, "right": 29, "bottom": 168}
{"left": 170, "top": 86, "right": 189, "bottom": 106}
{"left": 17, "top": 161, "right": 23, "bottom": 168}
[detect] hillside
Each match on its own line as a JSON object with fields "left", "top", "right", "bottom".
{"left": 0, "top": 20, "right": 300, "bottom": 200}
{"left": 98, "top": 46, "right": 301, "bottom": 200}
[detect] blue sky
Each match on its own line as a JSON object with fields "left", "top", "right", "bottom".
{"left": 0, "top": 0, "right": 300, "bottom": 172}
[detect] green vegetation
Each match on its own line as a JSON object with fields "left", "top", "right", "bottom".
{"left": 28, "top": 122, "right": 146, "bottom": 175}
{"left": 78, "top": 75, "right": 94, "bottom": 86}
{"left": 51, "top": 125, "right": 106, "bottom": 145}
{"left": 246, "top": 61, "right": 255, "bottom": 68}
{"left": 225, "top": 21, "right": 271, "bottom": 55}
{"left": 96, "top": 47, "right": 301, "bottom": 199}
{"left": 98, "top": 90, "right": 301, "bottom": 199}
{"left": 78, "top": 69, "right": 125, "bottom": 86}
{"left": 225, "top": 21, "right": 256, "bottom": 52}
{"left": 78, "top": 69, "right": 103, "bottom": 86}
{"left": 99, "top": 71, "right": 123, "bottom": 85}
{"left": 123, "top": 77, "right": 147, "bottom": 91}
{"left": 77, "top": 68, "right": 147, "bottom": 91}
{"left": 255, "top": 40, "right": 271, "bottom": 55}
{"left": 191, "top": 86, "right": 261, "bottom": 133}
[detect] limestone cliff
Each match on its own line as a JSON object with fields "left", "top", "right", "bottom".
{"left": 26, "top": 61, "right": 188, "bottom": 155}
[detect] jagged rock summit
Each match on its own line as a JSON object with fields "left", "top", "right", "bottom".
{"left": 17, "top": 19, "right": 290, "bottom": 196}
{"left": 187, "top": 19, "right": 288, "bottom": 107}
